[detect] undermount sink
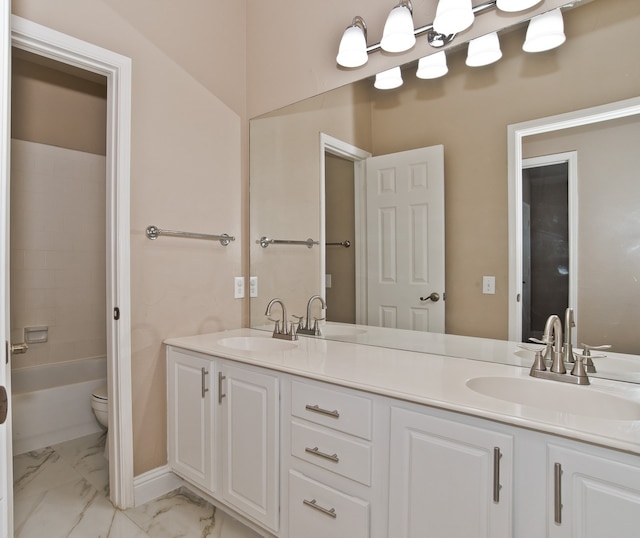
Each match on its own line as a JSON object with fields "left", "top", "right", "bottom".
{"left": 216, "top": 336, "right": 298, "bottom": 352}
{"left": 466, "top": 376, "right": 640, "bottom": 421}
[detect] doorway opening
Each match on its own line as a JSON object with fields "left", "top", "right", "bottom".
{"left": 7, "top": 16, "right": 134, "bottom": 511}
{"left": 521, "top": 160, "right": 569, "bottom": 341}
{"left": 10, "top": 48, "right": 109, "bottom": 452}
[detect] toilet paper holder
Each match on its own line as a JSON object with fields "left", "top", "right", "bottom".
{"left": 25, "top": 326, "right": 48, "bottom": 344}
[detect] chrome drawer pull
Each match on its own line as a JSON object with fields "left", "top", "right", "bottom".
{"left": 305, "top": 404, "right": 340, "bottom": 419}
{"left": 305, "top": 446, "right": 339, "bottom": 463}
{"left": 303, "top": 498, "right": 337, "bottom": 519}
{"left": 201, "top": 367, "right": 209, "bottom": 399}
{"left": 493, "top": 447, "right": 502, "bottom": 503}
{"left": 554, "top": 462, "right": 563, "bottom": 524}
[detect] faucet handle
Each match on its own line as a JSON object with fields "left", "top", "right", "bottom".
{"left": 518, "top": 343, "right": 543, "bottom": 351}
{"left": 580, "top": 343, "right": 611, "bottom": 356}
{"left": 267, "top": 317, "right": 281, "bottom": 334}
{"left": 529, "top": 336, "right": 553, "bottom": 346}
{"left": 569, "top": 355, "right": 591, "bottom": 384}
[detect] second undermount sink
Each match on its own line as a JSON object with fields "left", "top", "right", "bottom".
{"left": 216, "top": 336, "right": 298, "bottom": 352}
{"left": 466, "top": 376, "right": 640, "bottom": 421}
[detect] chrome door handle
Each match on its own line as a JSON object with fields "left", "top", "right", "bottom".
{"left": 0, "top": 386, "right": 7, "bottom": 425}
{"left": 10, "top": 342, "right": 28, "bottom": 354}
{"left": 419, "top": 292, "right": 440, "bottom": 302}
{"left": 554, "top": 462, "right": 563, "bottom": 524}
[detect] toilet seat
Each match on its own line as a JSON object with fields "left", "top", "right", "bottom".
{"left": 92, "top": 386, "right": 108, "bottom": 401}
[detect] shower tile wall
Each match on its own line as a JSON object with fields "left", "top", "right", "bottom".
{"left": 10, "top": 139, "right": 106, "bottom": 370}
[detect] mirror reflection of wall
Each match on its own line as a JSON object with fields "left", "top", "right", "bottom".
{"left": 250, "top": 0, "right": 640, "bottom": 345}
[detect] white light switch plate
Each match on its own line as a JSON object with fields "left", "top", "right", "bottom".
{"left": 483, "top": 276, "right": 496, "bottom": 295}
{"left": 249, "top": 276, "right": 258, "bottom": 298}
{"left": 234, "top": 276, "right": 245, "bottom": 299}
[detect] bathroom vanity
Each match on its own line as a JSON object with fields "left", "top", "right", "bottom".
{"left": 165, "top": 328, "right": 640, "bottom": 538}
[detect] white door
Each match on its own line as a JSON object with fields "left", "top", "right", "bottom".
{"left": 548, "top": 445, "right": 640, "bottom": 538}
{"left": 366, "top": 145, "right": 445, "bottom": 332}
{"left": 388, "top": 407, "right": 513, "bottom": 538}
{"left": 220, "top": 363, "right": 279, "bottom": 532}
{"left": 167, "top": 348, "right": 215, "bottom": 493}
{"left": 0, "top": 2, "right": 12, "bottom": 537}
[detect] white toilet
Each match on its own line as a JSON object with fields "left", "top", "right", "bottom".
{"left": 91, "top": 385, "right": 109, "bottom": 459}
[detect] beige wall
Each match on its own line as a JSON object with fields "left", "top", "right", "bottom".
{"left": 12, "top": 52, "right": 107, "bottom": 155}
{"left": 246, "top": 0, "right": 573, "bottom": 118}
{"left": 523, "top": 116, "right": 640, "bottom": 355}
{"left": 12, "top": 0, "right": 246, "bottom": 475}
{"left": 10, "top": 140, "right": 107, "bottom": 368}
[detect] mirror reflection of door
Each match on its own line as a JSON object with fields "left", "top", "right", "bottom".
{"left": 521, "top": 153, "right": 576, "bottom": 342}
{"left": 365, "top": 146, "right": 445, "bottom": 332}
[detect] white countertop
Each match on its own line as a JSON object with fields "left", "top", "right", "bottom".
{"left": 165, "top": 328, "right": 640, "bottom": 455}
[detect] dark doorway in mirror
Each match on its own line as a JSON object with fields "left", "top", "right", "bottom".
{"left": 522, "top": 161, "right": 569, "bottom": 342}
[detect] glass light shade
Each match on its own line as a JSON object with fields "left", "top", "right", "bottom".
{"left": 523, "top": 8, "right": 566, "bottom": 53}
{"left": 466, "top": 32, "right": 502, "bottom": 67}
{"left": 416, "top": 51, "right": 448, "bottom": 79}
{"left": 380, "top": 4, "right": 416, "bottom": 53}
{"left": 433, "top": 0, "right": 474, "bottom": 36}
{"left": 336, "top": 24, "right": 368, "bottom": 67}
{"left": 374, "top": 66, "right": 403, "bottom": 90}
{"left": 496, "top": 0, "right": 542, "bottom": 12}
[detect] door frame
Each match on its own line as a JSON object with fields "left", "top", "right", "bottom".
{"left": 9, "top": 16, "right": 134, "bottom": 509}
{"left": 507, "top": 96, "right": 640, "bottom": 342}
{"left": 319, "top": 133, "right": 371, "bottom": 324}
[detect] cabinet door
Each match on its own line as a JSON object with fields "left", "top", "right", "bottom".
{"left": 388, "top": 407, "right": 513, "bottom": 538}
{"left": 548, "top": 444, "right": 640, "bottom": 538}
{"left": 167, "top": 347, "right": 215, "bottom": 492}
{"left": 220, "top": 363, "right": 279, "bottom": 532}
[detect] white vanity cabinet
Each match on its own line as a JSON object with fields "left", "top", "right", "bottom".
{"left": 286, "top": 379, "right": 383, "bottom": 538}
{"left": 166, "top": 347, "right": 280, "bottom": 534}
{"left": 388, "top": 406, "right": 513, "bottom": 538}
{"left": 167, "top": 347, "right": 216, "bottom": 492}
{"left": 547, "top": 444, "right": 640, "bottom": 538}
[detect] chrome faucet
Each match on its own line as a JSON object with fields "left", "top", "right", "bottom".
{"left": 529, "top": 313, "right": 589, "bottom": 385}
{"left": 562, "top": 307, "right": 576, "bottom": 364}
{"left": 265, "top": 298, "right": 298, "bottom": 340}
{"left": 544, "top": 314, "right": 565, "bottom": 374}
{"left": 297, "top": 295, "right": 327, "bottom": 336}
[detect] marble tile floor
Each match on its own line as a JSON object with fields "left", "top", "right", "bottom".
{"left": 12, "top": 432, "right": 261, "bottom": 538}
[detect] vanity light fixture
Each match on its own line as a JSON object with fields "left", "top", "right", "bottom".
{"left": 433, "top": 0, "right": 475, "bottom": 36}
{"left": 381, "top": 0, "right": 416, "bottom": 53}
{"left": 466, "top": 31, "right": 502, "bottom": 66}
{"left": 416, "top": 50, "right": 449, "bottom": 79}
{"left": 374, "top": 66, "right": 404, "bottom": 89}
{"left": 340, "top": 1, "right": 569, "bottom": 89}
{"left": 523, "top": 8, "right": 566, "bottom": 52}
{"left": 336, "top": 16, "right": 368, "bottom": 68}
{"left": 496, "top": 0, "right": 543, "bottom": 12}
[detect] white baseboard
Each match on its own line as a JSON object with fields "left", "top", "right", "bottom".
{"left": 133, "top": 465, "right": 184, "bottom": 507}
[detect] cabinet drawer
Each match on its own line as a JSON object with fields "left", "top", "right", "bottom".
{"left": 289, "top": 470, "right": 369, "bottom": 538}
{"left": 291, "top": 421, "right": 372, "bottom": 486}
{"left": 291, "top": 380, "right": 372, "bottom": 440}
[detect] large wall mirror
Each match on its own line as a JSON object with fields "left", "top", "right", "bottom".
{"left": 249, "top": 0, "right": 640, "bottom": 382}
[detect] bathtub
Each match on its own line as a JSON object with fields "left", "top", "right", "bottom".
{"left": 11, "top": 356, "right": 107, "bottom": 455}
